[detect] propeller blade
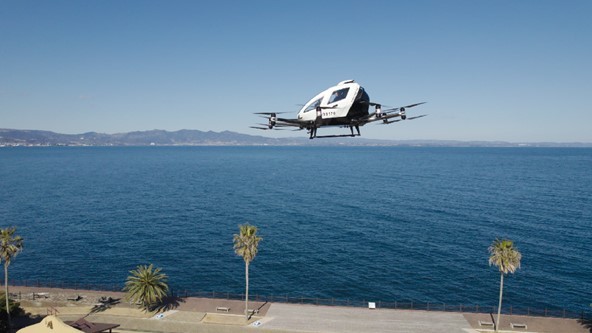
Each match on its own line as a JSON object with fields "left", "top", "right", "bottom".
{"left": 383, "top": 102, "right": 426, "bottom": 113}
{"left": 403, "top": 102, "right": 426, "bottom": 108}
{"left": 250, "top": 126, "right": 290, "bottom": 131}
{"left": 360, "top": 101, "right": 383, "bottom": 107}
{"left": 257, "top": 123, "right": 291, "bottom": 127}
{"left": 406, "top": 114, "right": 428, "bottom": 120}
{"left": 254, "top": 112, "right": 289, "bottom": 115}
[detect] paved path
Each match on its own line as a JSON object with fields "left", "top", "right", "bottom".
{"left": 261, "top": 303, "right": 474, "bottom": 333}
{"left": 11, "top": 286, "right": 591, "bottom": 333}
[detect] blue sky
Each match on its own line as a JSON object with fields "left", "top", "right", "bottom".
{"left": 1, "top": 0, "right": 591, "bottom": 142}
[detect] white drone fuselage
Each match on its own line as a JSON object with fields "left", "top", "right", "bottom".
{"left": 295, "top": 80, "right": 370, "bottom": 127}
{"left": 252, "top": 79, "right": 425, "bottom": 139}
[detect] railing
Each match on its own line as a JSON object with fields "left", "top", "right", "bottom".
{"left": 178, "top": 291, "right": 591, "bottom": 319}
{"left": 46, "top": 306, "right": 59, "bottom": 315}
{"left": 10, "top": 280, "right": 591, "bottom": 320}
{"left": 11, "top": 280, "right": 122, "bottom": 293}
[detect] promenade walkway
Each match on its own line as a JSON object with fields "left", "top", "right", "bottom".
{"left": 10, "top": 286, "right": 590, "bottom": 333}
{"left": 262, "top": 303, "right": 472, "bottom": 333}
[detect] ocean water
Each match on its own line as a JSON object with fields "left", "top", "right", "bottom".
{"left": 1, "top": 146, "right": 591, "bottom": 312}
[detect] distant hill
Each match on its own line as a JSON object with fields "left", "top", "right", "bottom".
{"left": 0, "top": 129, "right": 290, "bottom": 146}
{"left": 0, "top": 129, "right": 590, "bottom": 147}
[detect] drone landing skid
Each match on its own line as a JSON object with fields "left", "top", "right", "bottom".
{"left": 313, "top": 134, "right": 360, "bottom": 139}
{"left": 309, "top": 125, "right": 360, "bottom": 139}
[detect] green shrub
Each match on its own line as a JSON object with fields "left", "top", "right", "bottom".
{"left": 0, "top": 291, "right": 24, "bottom": 332}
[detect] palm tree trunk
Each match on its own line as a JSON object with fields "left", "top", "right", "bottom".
{"left": 245, "top": 261, "right": 250, "bottom": 320}
{"left": 5, "top": 263, "right": 11, "bottom": 331}
{"left": 496, "top": 272, "right": 504, "bottom": 332}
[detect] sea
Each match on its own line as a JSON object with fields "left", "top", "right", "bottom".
{"left": 1, "top": 146, "right": 591, "bottom": 313}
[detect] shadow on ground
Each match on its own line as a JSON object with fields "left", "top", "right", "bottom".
{"left": 89, "top": 297, "right": 121, "bottom": 314}
{"left": 578, "top": 318, "right": 592, "bottom": 333}
{"left": 151, "top": 296, "right": 185, "bottom": 312}
{"left": 248, "top": 301, "right": 268, "bottom": 320}
{"left": 13, "top": 313, "right": 44, "bottom": 331}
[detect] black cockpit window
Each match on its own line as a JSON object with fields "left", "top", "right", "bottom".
{"left": 304, "top": 98, "right": 322, "bottom": 113}
{"left": 355, "top": 87, "right": 369, "bottom": 103}
{"left": 328, "top": 88, "right": 349, "bottom": 104}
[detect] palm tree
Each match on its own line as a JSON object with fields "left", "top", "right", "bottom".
{"left": 488, "top": 238, "right": 521, "bottom": 332}
{"left": 123, "top": 264, "right": 168, "bottom": 311}
{"left": 233, "top": 224, "right": 262, "bottom": 319}
{"left": 0, "top": 227, "right": 24, "bottom": 330}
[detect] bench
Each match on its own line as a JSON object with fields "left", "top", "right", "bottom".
{"left": 248, "top": 309, "right": 259, "bottom": 315}
{"left": 478, "top": 320, "right": 494, "bottom": 327}
{"left": 34, "top": 292, "right": 49, "bottom": 299}
{"left": 216, "top": 306, "right": 230, "bottom": 312}
{"left": 511, "top": 322, "right": 527, "bottom": 329}
{"left": 99, "top": 296, "right": 114, "bottom": 304}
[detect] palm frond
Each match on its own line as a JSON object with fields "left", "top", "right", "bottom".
{"left": 233, "top": 224, "right": 262, "bottom": 264}
{"left": 123, "top": 264, "right": 168, "bottom": 310}
{"left": 488, "top": 238, "right": 522, "bottom": 274}
{"left": 0, "top": 227, "right": 24, "bottom": 266}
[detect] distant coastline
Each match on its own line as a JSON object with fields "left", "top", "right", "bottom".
{"left": 1, "top": 128, "right": 591, "bottom": 147}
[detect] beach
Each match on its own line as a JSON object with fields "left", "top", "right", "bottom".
{"left": 9, "top": 286, "right": 590, "bottom": 333}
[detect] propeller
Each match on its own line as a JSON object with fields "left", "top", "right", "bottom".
{"left": 405, "top": 102, "right": 427, "bottom": 108}
{"left": 376, "top": 114, "right": 427, "bottom": 125}
{"left": 254, "top": 112, "right": 289, "bottom": 115}
{"left": 250, "top": 126, "right": 289, "bottom": 131}
{"left": 383, "top": 102, "right": 426, "bottom": 113}
{"left": 256, "top": 123, "right": 294, "bottom": 128}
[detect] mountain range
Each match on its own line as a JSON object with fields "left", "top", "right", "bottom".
{"left": 1, "top": 129, "right": 590, "bottom": 147}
